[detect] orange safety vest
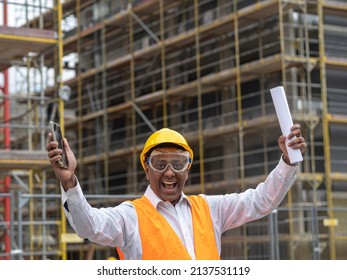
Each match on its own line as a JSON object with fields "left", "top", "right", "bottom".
{"left": 117, "top": 195, "right": 220, "bottom": 260}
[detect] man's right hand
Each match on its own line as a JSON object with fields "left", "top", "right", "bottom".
{"left": 46, "top": 133, "right": 77, "bottom": 191}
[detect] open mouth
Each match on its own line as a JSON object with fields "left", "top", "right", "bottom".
{"left": 162, "top": 181, "right": 176, "bottom": 190}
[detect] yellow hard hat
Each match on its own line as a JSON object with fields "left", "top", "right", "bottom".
{"left": 140, "top": 128, "right": 194, "bottom": 171}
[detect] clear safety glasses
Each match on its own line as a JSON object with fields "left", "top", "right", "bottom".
{"left": 146, "top": 153, "right": 192, "bottom": 173}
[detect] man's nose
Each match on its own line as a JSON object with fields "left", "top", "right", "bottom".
{"left": 164, "top": 164, "right": 175, "bottom": 176}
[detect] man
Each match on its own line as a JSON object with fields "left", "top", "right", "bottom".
{"left": 46, "top": 125, "right": 306, "bottom": 260}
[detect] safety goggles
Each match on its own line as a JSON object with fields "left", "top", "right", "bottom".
{"left": 146, "top": 152, "right": 192, "bottom": 173}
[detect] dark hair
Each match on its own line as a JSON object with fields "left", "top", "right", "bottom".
{"left": 145, "top": 143, "right": 186, "bottom": 159}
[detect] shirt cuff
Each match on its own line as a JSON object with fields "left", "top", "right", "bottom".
{"left": 61, "top": 177, "right": 84, "bottom": 205}
{"left": 277, "top": 155, "right": 298, "bottom": 179}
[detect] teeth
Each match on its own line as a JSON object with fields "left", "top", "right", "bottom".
{"left": 163, "top": 182, "right": 175, "bottom": 189}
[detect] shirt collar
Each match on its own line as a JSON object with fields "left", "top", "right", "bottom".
{"left": 144, "top": 185, "right": 191, "bottom": 209}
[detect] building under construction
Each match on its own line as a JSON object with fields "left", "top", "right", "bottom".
{"left": 0, "top": 0, "right": 347, "bottom": 260}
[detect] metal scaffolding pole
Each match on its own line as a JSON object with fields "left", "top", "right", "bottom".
{"left": 318, "top": 0, "right": 336, "bottom": 260}
{"left": 194, "top": 0, "right": 205, "bottom": 194}
{"left": 55, "top": 0, "right": 67, "bottom": 260}
{"left": 269, "top": 209, "right": 280, "bottom": 260}
{"left": 159, "top": 0, "right": 168, "bottom": 127}
{"left": 1, "top": 0, "right": 11, "bottom": 260}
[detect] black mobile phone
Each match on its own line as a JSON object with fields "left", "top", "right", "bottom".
{"left": 49, "top": 121, "right": 68, "bottom": 169}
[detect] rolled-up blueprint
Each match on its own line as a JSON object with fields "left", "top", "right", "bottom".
{"left": 270, "top": 86, "right": 303, "bottom": 164}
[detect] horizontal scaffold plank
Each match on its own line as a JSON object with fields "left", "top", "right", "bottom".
{"left": 0, "top": 150, "right": 50, "bottom": 170}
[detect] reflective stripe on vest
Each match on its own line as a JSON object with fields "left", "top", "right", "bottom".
{"left": 130, "top": 195, "right": 220, "bottom": 260}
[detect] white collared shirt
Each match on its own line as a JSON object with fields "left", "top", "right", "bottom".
{"left": 62, "top": 157, "right": 297, "bottom": 259}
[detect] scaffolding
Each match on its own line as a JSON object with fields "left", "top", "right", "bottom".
{"left": 1, "top": 0, "right": 347, "bottom": 260}
{"left": 0, "top": 0, "right": 62, "bottom": 259}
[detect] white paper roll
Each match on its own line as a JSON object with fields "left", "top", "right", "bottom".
{"left": 270, "top": 86, "right": 303, "bottom": 164}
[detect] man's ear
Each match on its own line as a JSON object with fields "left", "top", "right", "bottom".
{"left": 185, "top": 170, "right": 189, "bottom": 183}
{"left": 145, "top": 166, "right": 150, "bottom": 181}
